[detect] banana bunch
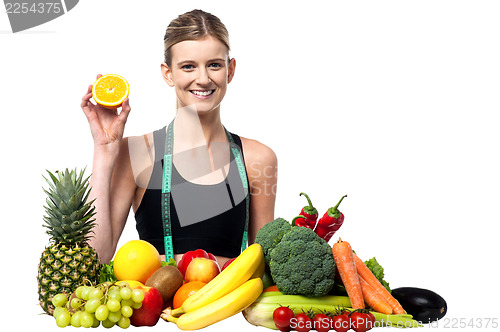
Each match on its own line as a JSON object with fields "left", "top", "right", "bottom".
{"left": 161, "top": 243, "right": 265, "bottom": 330}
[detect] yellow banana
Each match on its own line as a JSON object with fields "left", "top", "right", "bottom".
{"left": 165, "top": 278, "right": 263, "bottom": 330}
{"left": 171, "top": 243, "right": 264, "bottom": 316}
{"left": 250, "top": 249, "right": 265, "bottom": 279}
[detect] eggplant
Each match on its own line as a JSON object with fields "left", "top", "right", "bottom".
{"left": 391, "top": 287, "right": 447, "bottom": 323}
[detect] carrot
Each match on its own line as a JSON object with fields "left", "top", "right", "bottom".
{"left": 353, "top": 254, "right": 405, "bottom": 314}
{"left": 358, "top": 275, "right": 393, "bottom": 314}
{"left": 263, "top": 285, "right": 279, "bottom": 292}
{"left": 332, "top": 238, "right": 364, "bottom": 309}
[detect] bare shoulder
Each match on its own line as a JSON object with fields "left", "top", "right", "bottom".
{"left": 239, "top": 137, "right": 278, "bottom": 238}
{"left": 239, "top": 136, "right": 278, "bottom": 171}
{"left": 118, "top": 132, "right": 154, "bottom": 187}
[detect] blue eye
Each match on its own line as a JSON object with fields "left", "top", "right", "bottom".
{"left": 209, "top": 63, "right": 223, "bottom": 69}
{"left": 181, "top": 64, "right": 195, "bottom": 70}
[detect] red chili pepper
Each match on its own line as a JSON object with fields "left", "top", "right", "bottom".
{"left": 177, "top": 249, "right": 217, "bottom": 277}
{"left": 292, "top": 215, "right": 311, "bottom": 229}
{"left": 296, "top": 192, "right": 318, "bottom": 229}
{"left": 315, "top": 195, "right": 347, "bottom": 242}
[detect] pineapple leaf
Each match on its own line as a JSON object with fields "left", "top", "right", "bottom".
{"left": 45, "top": 170, "right": 59, "bottom": 187}
{"left": 76, "top": 168, "right": 87, "bottom": 187}
{"left": 44, "top": 199, "right": 61, "bottom": 217}
{"left": 43, "top": 216, "right": 60, "bottom": 228}
{"left": 72, "top": 185, "right": 88, "bottom": 210}
{"left": 42, "top": 175, "right": 57, "bottom": 195}
{"left": 42, "top": 168, "right": 96, "bottom": 244}
{"left": 68, "top": 194, "right": 81, "bottom": 211}
{"left": 58, "top": 200, "right": 73, "bottom": 216}
{"left": 55, "top": 179, "right": 70, "bottom": 202}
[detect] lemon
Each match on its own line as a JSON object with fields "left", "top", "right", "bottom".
{"left": 113, "top": 240, "right": 161, "bottom": 284}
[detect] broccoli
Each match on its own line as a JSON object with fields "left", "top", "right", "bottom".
{"left": 269, "top": 226, "right": 336, "bottom": 297}
{"left": 254, "top": 217, "right": 292, "bottom": 266}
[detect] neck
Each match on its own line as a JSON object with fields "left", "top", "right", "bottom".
{"left": 173, "top": 105, "right": 226, "bottom": 147}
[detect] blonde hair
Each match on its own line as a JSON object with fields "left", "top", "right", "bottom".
{"left": 163, "top": 9, "right": 230, "bottom": 66}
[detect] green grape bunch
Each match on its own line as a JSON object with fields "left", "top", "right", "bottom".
{"left": 50, "top": 281, "right": 145, "bottom": 328}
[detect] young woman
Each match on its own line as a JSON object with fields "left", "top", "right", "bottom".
{"left": 80, "top": 9, "right": 277, "bottom": 268}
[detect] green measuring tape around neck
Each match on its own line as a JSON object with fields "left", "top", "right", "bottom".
{"left": 161, "top": 120, "right": 250, "bottom": 261}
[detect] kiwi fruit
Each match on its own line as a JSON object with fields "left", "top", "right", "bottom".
{"left": 145, "top": 266, "right": 184, "bottom": 304}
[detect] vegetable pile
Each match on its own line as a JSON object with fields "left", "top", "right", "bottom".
{"left": 245, "top": 192, "right": 448, "bottom": 330}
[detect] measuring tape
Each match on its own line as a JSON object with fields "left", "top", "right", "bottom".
{"left": 161, "top": 120, "right": 250, "bottom": 261}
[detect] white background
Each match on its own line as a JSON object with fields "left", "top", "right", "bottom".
{"left": 1, "top": 0, "right": 499, "bottom": 331}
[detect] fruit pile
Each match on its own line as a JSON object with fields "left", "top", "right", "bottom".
{"left": 161, "top": 244, "right": 265, "bottom": 330}
{"left": 51, "top": 282, "right": 144, "bottom": 328}
{"left": 36, "top": 169, "right": 446, "bottom": 331}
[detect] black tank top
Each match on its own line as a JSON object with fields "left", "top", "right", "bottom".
{"left": 134, "top": 126, "right": 249, "bottom": 258}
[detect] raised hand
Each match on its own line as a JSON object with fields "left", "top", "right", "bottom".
{"left": 81, "top": 74, "right": 131, "bottom": 147}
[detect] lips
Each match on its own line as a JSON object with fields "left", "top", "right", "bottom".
{"left": 190, "top": 89, "right": 215, "bottom": 97}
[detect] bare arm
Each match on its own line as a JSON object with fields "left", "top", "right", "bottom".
{"left": 89, "top": 140, "right": 136, "bottom": 263}
{"left": 241, "top": 138, "right": 278, "bottom": 244}
{"left": 81, "top": 76, "right": 134, "bottom": 263}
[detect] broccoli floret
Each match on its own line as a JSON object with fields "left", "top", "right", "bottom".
{"left": 254, "top": 217, "right": 292, "bottom": 266}
{"left": 269, "top": 226, "right": 336, "bottom": 297}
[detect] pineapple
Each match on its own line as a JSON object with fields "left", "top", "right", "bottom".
{"left": 37, "top": 168, "right": 101, "bottom": 315}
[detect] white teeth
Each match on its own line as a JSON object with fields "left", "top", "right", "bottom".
{"left": 191, "top": 90, "right": 214, "bottom": 96}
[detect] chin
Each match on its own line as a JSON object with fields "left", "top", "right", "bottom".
{"left": 184, "top": 101, "right": 221, "bottom": 115}
{"left": 196, "top": 105, "right": 220, "bottom": 114}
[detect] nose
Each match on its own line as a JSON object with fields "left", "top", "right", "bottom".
{"left": 196, "top": 67, "right": 211, "bottom": 85}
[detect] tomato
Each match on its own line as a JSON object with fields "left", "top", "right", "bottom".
{"left": 350, "top": 312, "right": 373, "bottom": 332}
{"left": 367, "top": 312, "right": 376, "bottom": 325}
{"left": 313, "top": 313, "right": 331, "bottom": 332}
{"left": 273, "top": 306, "right": 294, "bottom": 331}
{"left": 293, "top": 313, "right": 313, "bottom": 332}
{"left": 177, "top": 249, "right": 217, "bottom": 277}
{"left": 331, "top": 314, "right": 350, "bottom": 332}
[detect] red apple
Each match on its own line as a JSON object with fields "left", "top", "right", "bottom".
{"left": 221, "top": 257, "right": 236, "bottom": 271}
{"left": 184, "top": 257, "right": 220, "bottom": 283}
{"left": 177, "top": 249, "right": 217, "bottom": 277}
{"left": 130, "top": 286, "right": 163, "bottom": 327}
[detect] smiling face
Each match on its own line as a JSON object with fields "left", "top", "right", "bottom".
{"left": 162, "top": 36, "right": 235, "bottom": 114}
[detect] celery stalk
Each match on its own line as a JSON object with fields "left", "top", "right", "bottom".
{"left": 242, "top": 303, "right": 279, "bottom": 330}
{"left": 256, "top": 292, "right": 352, "bottom": 307}
{"left": 370, "top": 311, "right": 422, "bottom": 328}
{"left": 242, "top": 293, "right": 421, "bottom": 330}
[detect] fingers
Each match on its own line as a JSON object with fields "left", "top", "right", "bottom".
{"left": 111, "top": 98, "right": 130, "bottom": 135}
{"left": 117, "top": 98, "right": 131, "bottom": 123}
{"left": 81, "top": 86, "right": 94, "bottom": 116}
{"left": 81, "top": 75, "right": 99, "bottom": 109}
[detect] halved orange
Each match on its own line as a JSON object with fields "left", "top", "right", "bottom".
{"left": 92, "top": 74, "right": 129, "bottom": 109}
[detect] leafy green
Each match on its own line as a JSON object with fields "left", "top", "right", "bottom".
{"left": 99, "top": 261, "right": 117, "bottom": 283}
{"left": 99, "top": 258, "right": 177, "bottom": 284}
{"left": 161, "top": 257, "right": 177, "bottom": 268}
{"left": 364, "top": 257, "right": 391, "bottom": 293}
{"left": 99, "top": 258, "right": 176, "bottom": 284}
